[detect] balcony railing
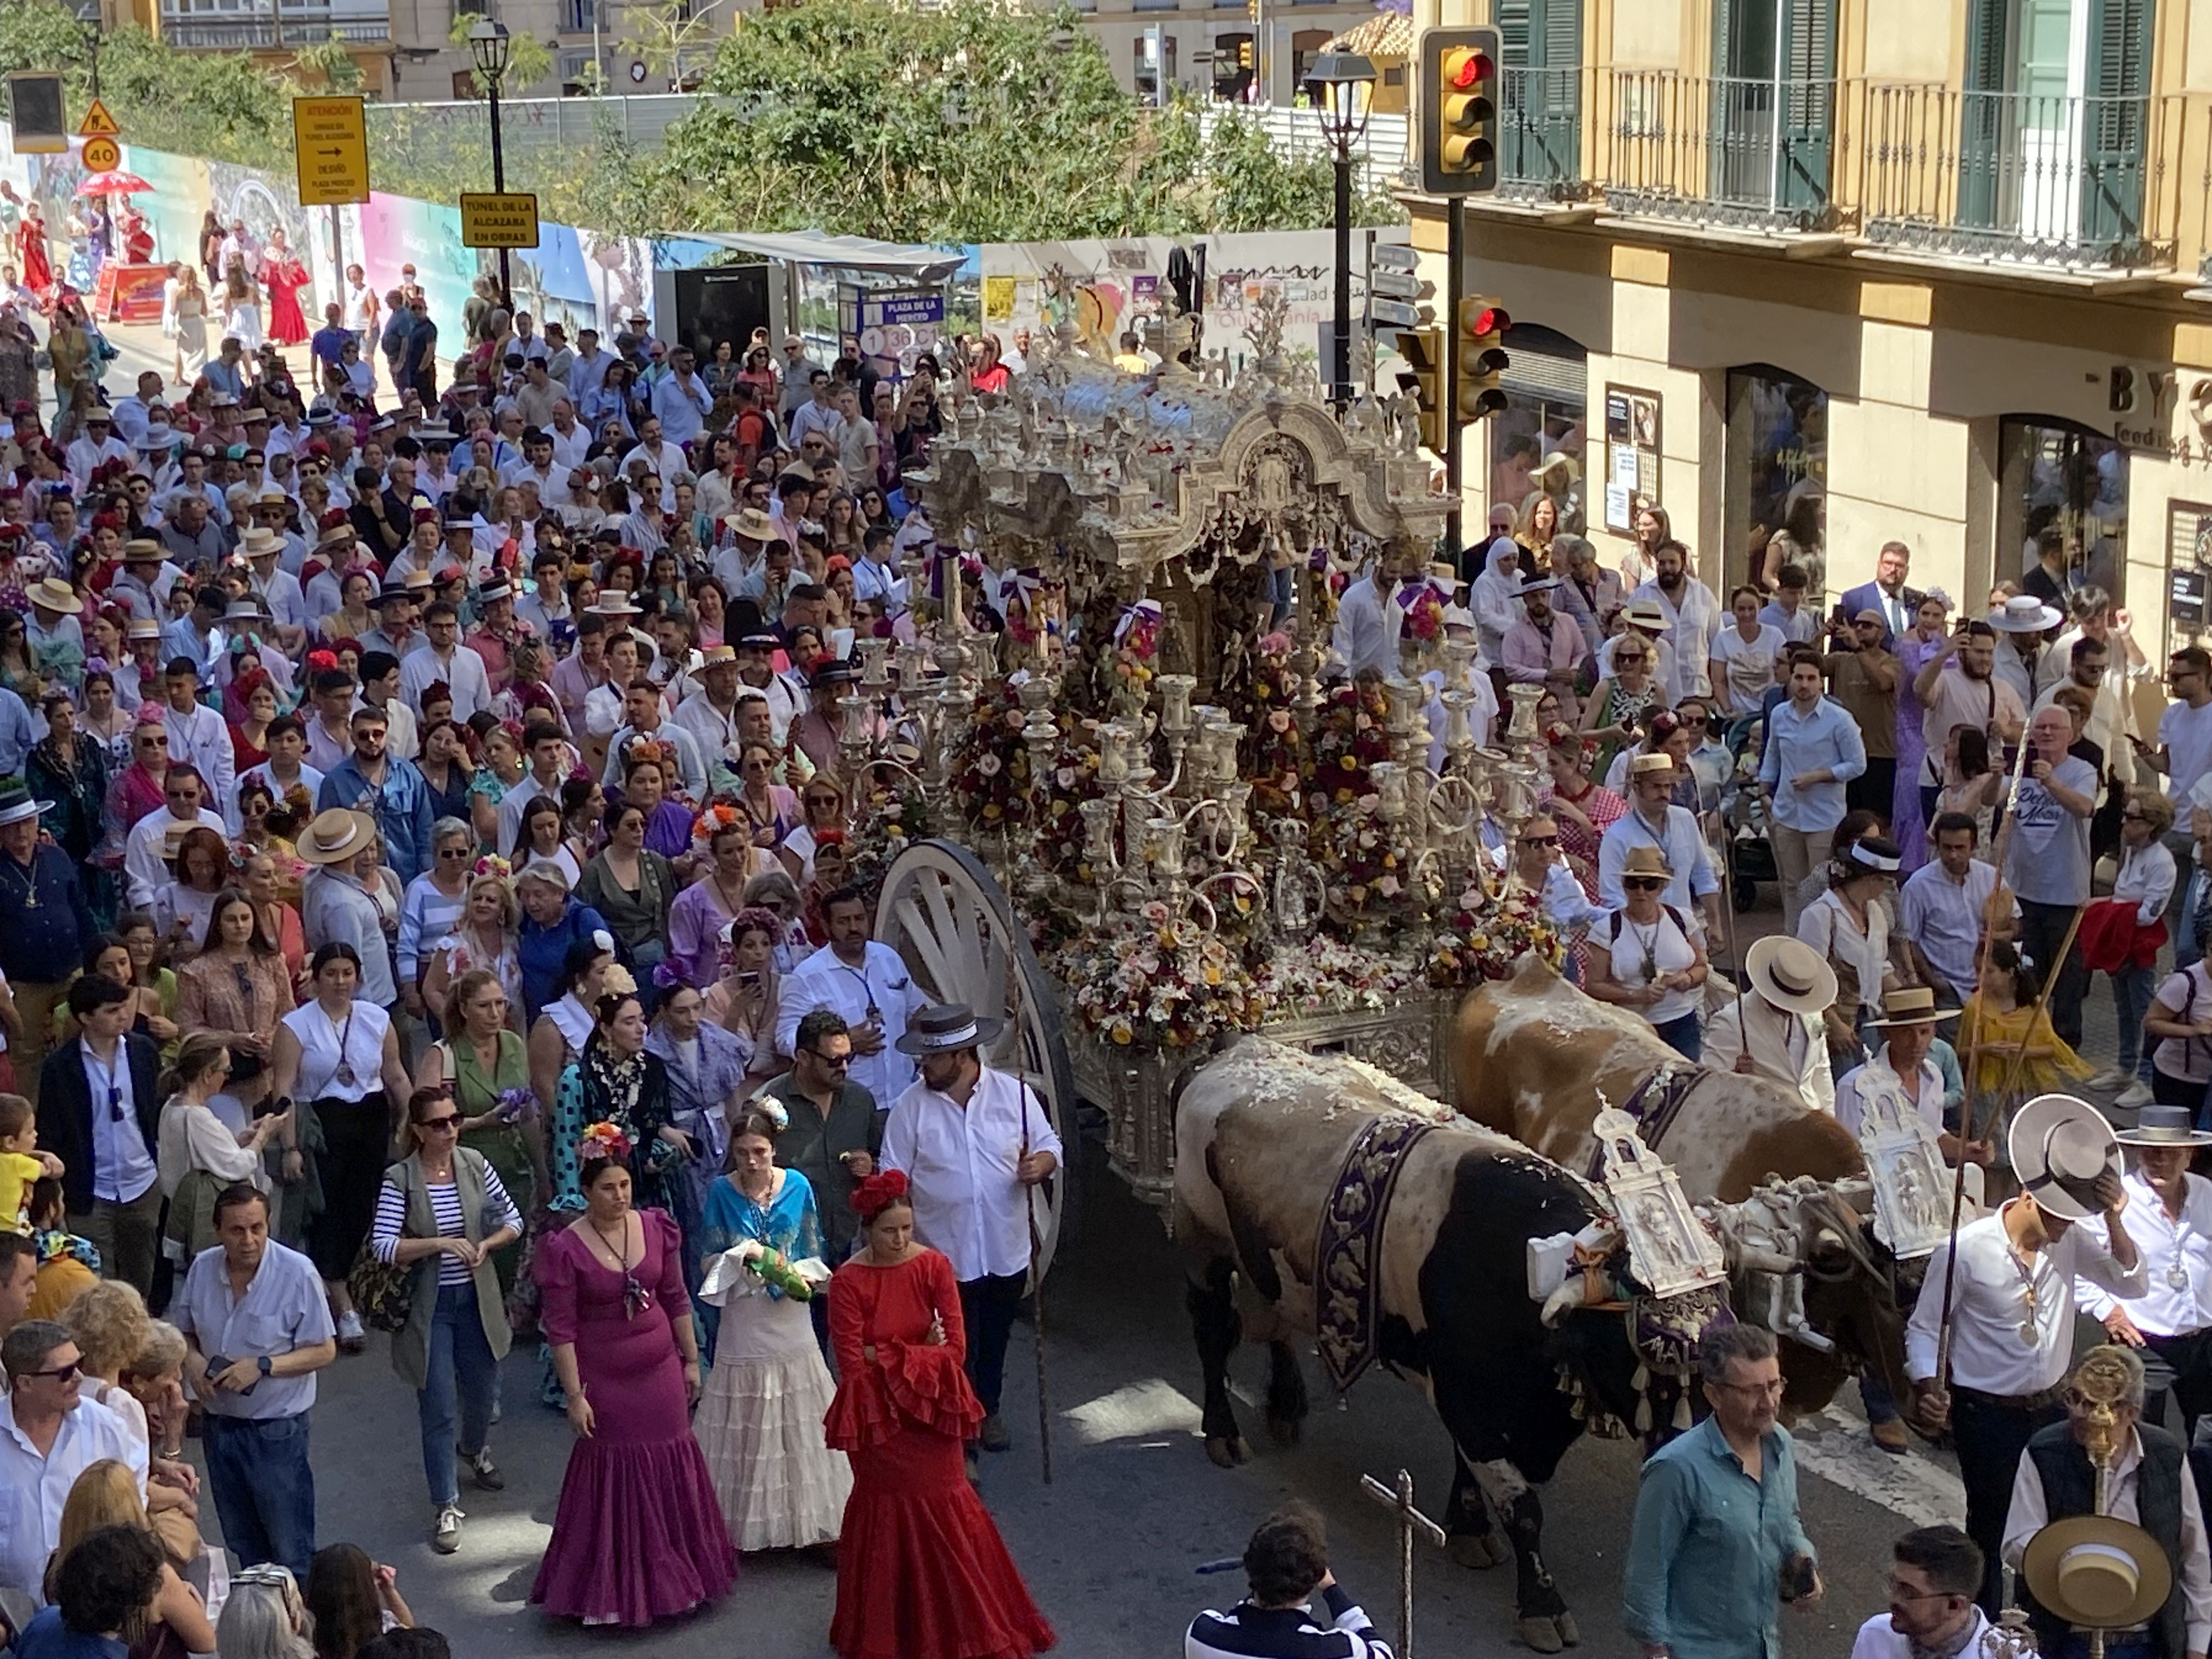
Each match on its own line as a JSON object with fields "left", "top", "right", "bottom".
{"left": 1600, "top": 70, "right": 1839, "bottom": 231}
{"left": 1848, "top": 83, "right": 2173, "bottom": 270}
{"left": 161, "top": 5, "right": 390, "bottom": 46}
{"left": 1499, "top": 66, "right": 1588, "bottom": 202}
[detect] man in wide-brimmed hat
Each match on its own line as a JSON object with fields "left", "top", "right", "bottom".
{"left": 882, "top": 1000, "right": 1063, "bottom": 1469}
{"left": 1908, "top": 1093, "right": 2145, "bottom": 1612}
{"left": 1703, "top": 935, "right": 1838, "bottom": 1115}
{"left": 2080, "top": 1107, "right": 2212, "bottom": 1444}
{"left": 296, "top": 809, "right": 397, "bottom": 1011}
{"left": 2002, "top": 1342, "right": 2212, "bottom": 1657}
{"left": 0, "top": 782, "right": 91, "bottom": 1109}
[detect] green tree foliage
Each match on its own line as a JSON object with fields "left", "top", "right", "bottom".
{"left": 445, "top": 15, "right": 556, "bottom": 96}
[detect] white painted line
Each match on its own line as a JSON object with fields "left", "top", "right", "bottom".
{"left": 1790, "top": 1406, "right": 1966, "bottom": 1530}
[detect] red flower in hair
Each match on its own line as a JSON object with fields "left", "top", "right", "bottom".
{"left": 319, "top": 507, "right": 349, "bottom": 530}
{"left": 849, "top": 1169, "right": 911, "bottom": 1222}
{"left": 306, "top": 649, "right": 338, "bottom": 673}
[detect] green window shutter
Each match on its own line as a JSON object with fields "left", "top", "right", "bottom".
{"left": 1500, "top": 0, "right": 1581, "bottom": 186}
{"left": 1957, "top": 0, "right": 2012, "bottom": 230}
{"left": 2080, "top": 0, "right": 2155, "bottom": 251}
{"left": 1774, "top": 0, "right": 1837, "bottom": 213}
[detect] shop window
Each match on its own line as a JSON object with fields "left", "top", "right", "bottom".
{"left": 1724, "top": 365, "right": 1828, "bottom": 603}
{"left": 1998, "top": 416, "right": 2127, "bottom": 615}
{"left": 1486, "top": 320, "right": 1588, "bottom": 543}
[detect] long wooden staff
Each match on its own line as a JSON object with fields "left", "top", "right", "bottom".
{"left": 1022, "top": 1084, "right": 1054, "bottom": 1486}
{"left": 1933, "top": 709, "right": 2035, "bottom": 1399}
{"left": 1983, "top": 896, "right": 2092, "bottom": 1114}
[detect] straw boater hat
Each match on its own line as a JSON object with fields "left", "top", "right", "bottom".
{"left": 122, "top": 538, "right": 165, "bottom": 565}
{"left": 1866, "top": 985, "right": 1961, "bottom": 1030}
{"left": 1617, "top": 844, "right": 1673, "bottom": 883}
{"left": 296, "top": 809, "right": 377, "bottom": 866}
{"left": 26, "top": 578, "right": 80, "bottom": 616}
{"left": 894, "top": 1001, "right": 1004, "bottom": 1057}
{"left": 727, "top": 507, "right": 778, "bottom": 544}
{"left": 2115, "top": 1103, "right": 2212, "bottom": 1148}
{"left": 240, "top": 527, "right": 282, "bottom": 559}
{"left": 126, "top": 618, "right": 161, "bottom": 642}
{"left": 0, "top": 785, "right": 51, "bottom": 830}
{"left": 315, "top": 521, "right": 356, "bottom": 550}
{"left": 1623, "top": 600, "right": 1668, "bottom": 632}
{"left": 1512, "top": 574, "right": 1560, "bottom": 599}
{"left": 1989, "top": 593, "right": 2063, "bottom": 634}
{"left": 2010, "top": 1093, "right": 2124, "bottom": 1221}
{"left": 699, "top": 645, "right": 738, "bottom": 669}
{"left": 1629, "top": 752, "right": 1675, "bottom": 780}
{"left": 1743, "top": 936, "right": 1837, "bottom": 1017}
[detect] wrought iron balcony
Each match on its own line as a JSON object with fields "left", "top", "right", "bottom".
{"left": 161, "top": 5, "right": 390, "bottom": 46}
{"left": 1599, "top": 70, "right": 1839, "bottom": 232}
{"left": 1498, "top": 65, "right": 1589, "bottom": 202}
{"left": 1849, "top": 82, "right": 2174, "bottom": 272}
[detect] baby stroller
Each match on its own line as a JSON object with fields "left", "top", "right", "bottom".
{"left": 1719, "top": 714, "right": 1775, "bottom": 912}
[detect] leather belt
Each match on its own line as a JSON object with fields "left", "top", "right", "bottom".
{"left": 1953, "top": 1383, "right": 2067, "bottom": 1412}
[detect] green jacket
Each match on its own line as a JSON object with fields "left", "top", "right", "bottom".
{"left": 384, "top": 1147, "right": 514, "bottom": 1390}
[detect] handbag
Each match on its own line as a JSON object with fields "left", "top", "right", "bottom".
{"left": 346, "top": 1236, "right": 414, "bottom": 1335}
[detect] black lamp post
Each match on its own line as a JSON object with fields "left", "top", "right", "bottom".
{"left": 469, "top": 18, "right": 514, "bottom": 307}
{"left": 1309, "top": 48, "right": 1375, "bottom": 410}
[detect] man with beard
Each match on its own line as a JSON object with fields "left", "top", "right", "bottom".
{"left": 1911, "top": 617, "right": 2025, "bottom": 831}
{"left": 1631, "top": 537, "right": 1723, "bottom": 703}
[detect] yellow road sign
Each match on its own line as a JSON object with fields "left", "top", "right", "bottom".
{"left": 80, "top": 136, "right": 120, "bottom": 173}
{"left": 292, "top": 95, "right": 369, "bottom": 207}
{"left": 77, "top": 99, "right": 119, "bottom": 138}
{"left": 460, "top": 192, "right": 539, "bottom": 250}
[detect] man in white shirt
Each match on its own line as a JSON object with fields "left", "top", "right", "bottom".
{"left": 1701, "top": 935, "right": 1836, "bottom": 1115}
{"left": 2001, "top": 1340, "right": 2212, "bottom": 1657}
{"left": 64, "top": 409, "right": 132, "bottom": 493}
{"left": 630, "top": 414, "right": 687, "bottom": 512}
{"left": 2079, "top": 1108, "right": 2212, "bottom": 1441}
{"left": 1847, "top": 1527, "right": 1991, "bottom": 1659}
{"left": 651, "top": 347, "right": 714, "bottom": 449}
{"left": 399, "top": 601, "right": 494, "bottom": 721}
{"left": 160, "top": 660, "right": 237, "bottom": 829}
{"left": 545, "top": 400, "right": 589, "bottom": 473}
{"left": 775, "top": 889, "right": 927, "bottom": 1110}
{"left": 881, "top": 1001, "right": 1063, "bottom": 1462}
{"left": 1906, "top": 1094, "right": 2144, "bottom": 1612}
{"left": 672, "top": 645, "right": 745, "bottom": 771}
{"left": 123, "top": 766, "right": 229, "bottom": 909}
{"left": 1330, "top": 546, "right": 1408, "bottom": 679}
{"left": 1631, "top": 538, "right": 1724, "bottom": 702}
{"left": 0, "top": 1320, "right": 149, "bottom": 1604}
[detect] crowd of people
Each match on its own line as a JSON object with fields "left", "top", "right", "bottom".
{"left": 0, "top": 242, "right": 1098, "bottom": 1656}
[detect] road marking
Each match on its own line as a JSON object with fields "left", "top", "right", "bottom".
{"left": 1791, "top": 1405, "right": 1966, "bottom": 1528}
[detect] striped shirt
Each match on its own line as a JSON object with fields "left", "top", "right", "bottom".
{"left": 1186, "top": 1585, "right": 1392, "bottom": 1659}
{"left": 371, "top": 1165, "right": 522, "bottom": 1286}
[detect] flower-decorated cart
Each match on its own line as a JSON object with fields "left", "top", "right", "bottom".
{"left": 840, "top": 291, "right": 1563, "bottom": 1277}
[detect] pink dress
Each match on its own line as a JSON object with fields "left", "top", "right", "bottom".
{"left": 529, "top": 1209, "right": 737, "bottom": 1627}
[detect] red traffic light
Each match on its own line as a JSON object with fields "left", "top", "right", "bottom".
{"left": 1451, "top": 49, "right": 1491, "bottom": 88}
{"left": 1472, "top": 306, "right": 1509, "bottom": 336}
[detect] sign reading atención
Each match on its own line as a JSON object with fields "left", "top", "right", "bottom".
{"left": 459, "top": 193, "right": 540, "bottom": 250}
{"left": 293, "top": 96, "right": 369, "bottom": 207}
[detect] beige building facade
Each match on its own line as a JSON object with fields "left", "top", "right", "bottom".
{"left": 1404, "top": 0, "right": 2212, "bottom": 656}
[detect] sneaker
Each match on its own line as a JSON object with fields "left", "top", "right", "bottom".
{"left": 2084, "top": 1068, "right": 2129, "bottom": 1092}
{"left": 2116, "top": 1081, "right": 2157, "bottom": 1110}
{"left": 465, "top": 1448, "right": 504, "bottom": 1491}
{"left": 979, "top": 1412, "right": 1011, "bottom": 1453}
{"left": 432, "top": 1504, "right": 463, "bottom": 1554}
{"left": 335, "top": 1310, "right": 366, "bottom": 1353}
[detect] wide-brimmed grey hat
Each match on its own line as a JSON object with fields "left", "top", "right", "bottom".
{"left": 894, "top": 1001, "right": 1004, "bottom": 1057}
{"left": 2011, "top": 1093, "right": 2123, "bottom": 1221}
{"left": 2115, "top": 1104, "right": 2212, "bottom": 1148}
{"left": 1989, "top": 594, "right": 2063, "bottom": 634}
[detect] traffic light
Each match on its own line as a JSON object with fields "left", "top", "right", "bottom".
{"left": 1457, "top": 298, "right": 1509, "bottom": 421}
{"left": 1395, "top": 327, "right": 1447, "bottom": 454}
{"left": 1417, "top": 26, "right": 1500, "bottom": 196}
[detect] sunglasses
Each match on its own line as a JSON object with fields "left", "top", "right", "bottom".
{"left": 437, "top": 847, "right": 470, "bottom": 860}
{"left": 1615, "top": 653, "right": 1646, "bottom": 664}
{"left": 808, "top": 1050, "right": 853, "bottom": 1069}
{"left": 417, "top": 1114, "right": 461, "bottom": 1132}
{"left": 1519, "top": 834, "right": 1559, "bottom": 848}
{"left": 1623, "top": 876, "right": 1667, "bottom": 891}
{"left": 20, "top": 1357, "right": 81, "bottom": 1382}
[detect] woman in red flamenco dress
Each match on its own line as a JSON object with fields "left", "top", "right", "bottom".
{"left": 263, "top": 229, "right": 309, "bottom": 348}
{"left": 824, "top": 1171, "right": 1054, "bottom": 1659}
{"left": 16, "top": 202, "right": 53, "bottom": 299}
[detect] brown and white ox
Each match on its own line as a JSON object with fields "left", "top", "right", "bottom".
{"left": 1453, "top": 958, "right": 1920, "bottom": 1417}
{"left": 1178, "top": 1038, "right": 1723, "bottom": 1653}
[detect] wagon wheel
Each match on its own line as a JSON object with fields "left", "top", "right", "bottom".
{"left": 876, "top": 839, "right": 1080, "bottom": 1288}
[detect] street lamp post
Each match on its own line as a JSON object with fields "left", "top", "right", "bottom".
{"left": 468, "top": 18, "right": 514, "bottom": 308}
{"left": 1309, "top": 48, "right": 1375, "bottom": 411}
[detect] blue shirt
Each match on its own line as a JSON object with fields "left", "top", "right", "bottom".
{"left": 13, "top": 1607, "right": 127, "bottom": 1659}
{"left": 317, "top": 754, "right": 435, "bottom": 885}
{"left": 517, "top": 896, "right": 610, "bottom": 1024}
{"left": 1757, "top": 695, "right": 1867, "bottom": 833}
{"left": 1621, "top": 1413, "right": 1815, "bottom": 1659}
{"left": 1596, "top": 804, "right": 1720, "bottom": 911}
{"left": 651, "top": 373, "right": 713, "bottom": 447}
{"left": 170, "top": 1237, "right": 335, "bottom": 1420}
{"left": 0, "top": 686, "right": 32, "bottom": 778}
{"left": 310, "top": 323, "right": 353, "bottom": 373}
{"left": 0, "top": 845, "right": 98, "bottom": 985}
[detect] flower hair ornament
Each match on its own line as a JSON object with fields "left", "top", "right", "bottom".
{"left": 578, "top": 1120, "right": 633, "bottom": 1164}
{"left": 601, "top": 962, "right": 639, "bottom": 998}
{"left": 849, "top": 1168, "right": 911, "bottom": 1222}
{"left": 473, "top": 853, "right": 512, "bottom": 882}
{"left": 691, "top": 800, "right": 746, "bottom": 848}
{"left": 745, "top": 1092, "right": 790, "bottom": 1132}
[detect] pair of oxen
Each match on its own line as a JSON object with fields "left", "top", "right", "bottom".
{"left": 1176, "top": 958, "right": 1916, "bottom": 1653}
